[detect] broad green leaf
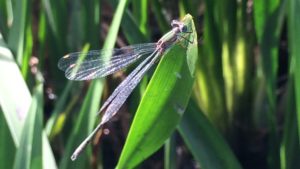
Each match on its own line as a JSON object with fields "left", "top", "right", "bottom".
{"left": 178, "top": 100, "right": 243, "bottom": 169}
{"left": 0, "top": 32, "right": 31, "bottom": 145}
{"left": 0, "top": 31, "right": 57, "bottom": 169}
{"left": 117, "top": 14, "right": 197, "bottom": 168}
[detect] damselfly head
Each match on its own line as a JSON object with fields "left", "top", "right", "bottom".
{"left": 171, "top": 20, "right": 188, "bottom": 33}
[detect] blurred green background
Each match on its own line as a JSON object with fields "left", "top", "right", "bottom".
{"left": 0, "top": 0, "right": 300, "bottom": 169}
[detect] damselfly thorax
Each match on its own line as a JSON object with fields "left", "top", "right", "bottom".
{"left": 156, "top": 20, "right": 191, "bottom": 54}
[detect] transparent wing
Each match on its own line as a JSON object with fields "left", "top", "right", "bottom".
{"left": 70, "top": 50, "right": 160, "bottom": 160}
{"left": 58, "top": 43, "right": 156, "bottom": 81}
{"left": 99, "top": 50, "right": 160, "bottom": 125}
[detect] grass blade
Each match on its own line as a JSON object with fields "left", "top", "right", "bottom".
{"left": 13, "top": 84, "right": 43, "bottom": 169}
{"left": 253, "top": 1, "right": 286, "bottom": 168}
{"left": 132, "top": 0, "right": 149, "bottom": 38}
{"left": 110, "top": 0, "right": 148, "bottom": 44}
{"left": 58, "top": 79, "right": 104, "bottom": 169}
{"left": 103, "top": 0, "right": 128, "bottom": 50}
{"left": 178, "top": 100, "right": 242, "bottom": 169}
{"left": 280, "top": 81, "right": 300, "bottom": 169}
{"left": 59, "top": 0, "right": 128, "bottom": 165}
{"left": 288, "top": 0, "right": 300, "bottom": 145}
{"left": 151, "top": 0, "right": 170, "bottom": 33}
{"left": 164, "top": 134, "right": 177, "bottom": 169}
{"left": 7, "top": 0, "right": 28, "bottom": 64}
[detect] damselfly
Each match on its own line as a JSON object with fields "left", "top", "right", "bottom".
{"left": 58, "top": 19, "right": 193, "bottom": 160}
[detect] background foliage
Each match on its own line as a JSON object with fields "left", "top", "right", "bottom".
{"left": 0, "top": 0, "right": 299, "bottom": 169}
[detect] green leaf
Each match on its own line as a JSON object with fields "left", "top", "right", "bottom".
{"left": 117, "top": 14, "right": 197, "bottom": 168}
{"left": 178, "top": 100, "right": 243, "bottom": 169}
{"left": 58, "top": 79, "right": 104, "bottom": 169}
{"left": 0, "top": 108, "right": 16, "bottom": 169}
{"left": 288, "top": 0, "right": 300, "bottom": 152}
{"left": 0, "top": 32, "right": 31, "bottom": 145}
{"left": 59, "top": 0, "right": 128, "bottom": 166}
{"left": 253, "top": 1, "right": 286, "bottom": 168}
{"left": 280, "top": 82, "right": 300, "bottom": 169}
{"left": 151, "top": 0, "right": 170, "bottom": 33}
{"left": 0, "top": 0, "right": 13, "bottom": 38}
{"left": 57, "top": 44, "right": 103, "bottom": 169}
{"left": 0, "top": 32, "right": 57, "bottom": 169}
{"left": 42, "top": 133, "right": 57, "bottom": 169}
{"left": 45, "top": 81, "right": 74, "bottom": 138}
{"left": 13, "top": 84, "right": 43, "bottom": 169}
{"left": 164, "top": 134, "right": 177, "bottom": 169}
{"left": 103, "top": 0, "right": 128, "bottom": 50}
{"left": 110, "top": 0, "right": 148, "bottom": 44}
{"left": 132, "top": 0, "right": 149, "bottom": 39}
{"left": 7, "top": 0, "right": 28, "bottom": 64}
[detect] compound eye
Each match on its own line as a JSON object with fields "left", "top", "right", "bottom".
{"left": 171, "top": 20, "right": 176, "bottom": 27}
{"left": 181, "top": 25, "right": 188, "bottom": 32}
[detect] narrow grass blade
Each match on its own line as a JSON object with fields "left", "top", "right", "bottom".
{"left": 58, "top": 80, "right": 104, "bottom": 169}
{"left": 132, "top": 0, "right": 149, "bottom": 38}
{"left": 0, "top": 0, "right": 13, "bottom": 38}
{"left": 280, "top": 81, "right": 300, "bottom": 169}
{"left": 44, "top": 81, "right": 73, "bottom": 137}
{"left": 68, "top": 0, "right": 84, "bottom": 51}
{"left": 164, "top": 134, "right": 177, "bottom": 169}
{"left": 194, "top": 0, "right": 227, "bottom": 130}
{"left": 41, "top": 0, "right": 67, "bottom": 53}
{"left": 7, "top": 0, "right": 28, "bottom": 64}
{"left": 117, "top": 14, "right": 197, "bottom": 168}
{"left": 253, "top": 1, "right": 286, "bottom": 168}
{"left": 288, "top": 0, "right": 300, "bottom": 145}
{"left": 82, "top": 0, "right": 100, "bottom": 48}
{"left": 13, "top": 84, "right": 43, "bottom": 169}
{"left": 60, "top": 0, "right": 128, "bottom": 165}
{"left": 110, "top": 0, "right": 148, "bottom": 44}
{"left": 151, "top": 0, "right": 170, "bottom": 33}
{"left": 21, "top": 23, "right": 33, "bottom": 79}
{"left": 103, "top": 0, "right": 128, "bottom": 50}
{"left": 178, "top": 100, "right": 243, "bottom": 169}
